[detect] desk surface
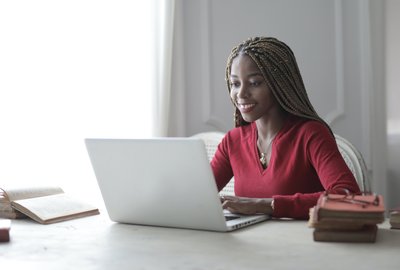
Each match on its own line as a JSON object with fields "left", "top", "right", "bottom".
{"left": 1, "top": 213, "right": 400, "bottom": 270}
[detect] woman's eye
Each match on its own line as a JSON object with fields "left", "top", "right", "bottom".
{"left": 250, "top": 81, "right": 261, "bottom": 86}
{"left": 230, "top": 81, "right": 240, "bottom": 88}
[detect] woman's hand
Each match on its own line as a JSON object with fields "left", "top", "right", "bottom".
{"left": 221, "top": 195, "right": 274, "bottom": 215}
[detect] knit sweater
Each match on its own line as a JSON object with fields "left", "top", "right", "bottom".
{"left": 211, "top": 115, "right": 360, "bottom": 219}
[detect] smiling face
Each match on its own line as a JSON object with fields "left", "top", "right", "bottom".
{"left": 229, "top": 54, "right": 280, "bottom": 123}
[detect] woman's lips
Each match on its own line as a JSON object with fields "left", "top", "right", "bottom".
{"left": 237, "top": 103, "right": 256, "bottom": 113}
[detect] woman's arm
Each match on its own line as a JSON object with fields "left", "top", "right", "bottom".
{"left": 272, "top": 123, "right": 361, "bottom": 219}
{"left": 210, "top": 136, "right": 235, "bottom": 191}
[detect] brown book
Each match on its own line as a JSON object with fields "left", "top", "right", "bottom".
{"left": 314, "top": 193, "right": 385, "bottom": 224}
{"left": 313, "top": 224, "right": 378, "bottom": 243}
{"left": 0, "top": 219, "right": 11, "bottom": 242}
{"left": 0, "top": 185, "right": 99, "bottom": 224}
{"left": 308, "top": 207, "right": 366, "bottom": 230}
{"left": 389, "top": 208, "right": 400, "bottom": 229}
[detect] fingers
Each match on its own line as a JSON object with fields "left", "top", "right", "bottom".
{"left": 222, "top": 199, "right": 241, "bottom": 214}
{"left": 221, "top": 197, "right": 260, "bottom": 215}
{"left": 220, "top": 195, "right": 236, "bottom": 202}
{"left": 221, "top": 196, "right": 253, "bottom": 214}
{"left": 220, "top": 195, "right": 235, "bottom": 204}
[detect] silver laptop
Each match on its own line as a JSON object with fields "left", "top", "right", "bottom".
{"left": 85, "top": 138, "right": 269, "bottom": 232}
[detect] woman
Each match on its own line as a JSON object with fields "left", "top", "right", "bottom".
{"left": 211, "top": 37, "right": 360, "bottom": 219}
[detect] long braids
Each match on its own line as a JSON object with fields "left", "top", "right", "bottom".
{"left": 226, "top": 37, "right": 332, "bottom": 135}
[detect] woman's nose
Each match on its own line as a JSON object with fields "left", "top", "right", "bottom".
{"left": 236, "top": 85, "right": 249, "bottom": 98}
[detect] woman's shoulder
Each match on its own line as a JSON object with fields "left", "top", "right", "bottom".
{"left": 283, "top": 115, "right": 332, "bottom": 140}
{"left": 220, "top": 123, "right": 255, "bottom": 151}
{"left": 225, "top": 123, "right": 255, "bottom": 140}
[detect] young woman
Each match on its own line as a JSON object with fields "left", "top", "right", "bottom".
{"left": 211, "top": 37, "right": 360, "bottom": 219}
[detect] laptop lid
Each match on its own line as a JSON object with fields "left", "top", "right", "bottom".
{"left": 85, "top": 138, "right": 268, "bottom": 232}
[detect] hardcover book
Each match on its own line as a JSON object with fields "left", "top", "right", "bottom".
{"left": 0, "top": 219, "right": 11, "bottom": 242}
{"left": 389, "top": 208, "right": 400, "bottom": 229}
{"left": 313, "top": 224, "right": 378, "bottom": 243}
{"left": 308, "top": 207, "right": 366, "bottom": 230}
{"left": 314, "top": 193, "right": 385, "bottom": 224}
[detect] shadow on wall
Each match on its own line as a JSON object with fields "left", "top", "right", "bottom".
{"left": 387, "top": 134, "right": 400, "bottom": 209}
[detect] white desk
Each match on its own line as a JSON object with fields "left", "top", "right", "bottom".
{"left": 1, "top": 213, "right": 399, "bottom": 270}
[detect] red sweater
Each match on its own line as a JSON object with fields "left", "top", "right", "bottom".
{"left": 211, "top": 115, "right": 360, "bottom": 219}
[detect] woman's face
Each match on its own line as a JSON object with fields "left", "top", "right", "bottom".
{"left": 229, "top": 54, "right": 279, "bottom": 123}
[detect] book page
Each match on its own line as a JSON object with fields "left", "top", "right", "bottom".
{"left": 11, "top": 193, "right": 99, "bottom": 224}
{"left": 0, "top": 191, "right": 8, "bottom": 203}
{"left": 0, "top": 201, "right": 14, "bottom": 211}
{"left": 1, "top": 185, "right": 64, "bottom": 201}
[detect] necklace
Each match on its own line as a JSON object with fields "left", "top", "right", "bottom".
{"left": 259, "top": 152, "right": 268, "bottom": 168}
{"left": 256, "top": 115, "right": 287, "bottom": 168}
{"left": 257, "top": 136, "right": 276, "bottom": 168}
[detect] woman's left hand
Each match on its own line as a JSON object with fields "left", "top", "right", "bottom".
{"left": 221, "top": 195, "right": 273, "bottom": 215}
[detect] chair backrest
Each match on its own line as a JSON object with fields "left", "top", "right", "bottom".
{"left": 191, "top": 132, "right": 225, "bottom": 162}
{"left": 334, "top": 134, "right": 371, "bottom": 193}
{"left": 192, "top": 132, "right": 235, "bottom": 196}
{"left": 192, "top": 132, "right": 370, "bottom": 196}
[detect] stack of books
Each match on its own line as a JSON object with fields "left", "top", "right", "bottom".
{"left": 389, "top": 207, "right": 400, "bottom": 229}
{"left": 309, "top": 192, "right": 385, "bottom": 242}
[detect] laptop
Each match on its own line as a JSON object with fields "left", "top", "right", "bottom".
{"left": 85, "top": 137, "right": 269, "bottom": 232}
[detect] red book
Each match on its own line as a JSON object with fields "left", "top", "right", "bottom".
{"left": 314, "top": 193, "right": 385, "bottom": 224}
{"left": 0, "top": 219, "right": 11, "bottom": 242}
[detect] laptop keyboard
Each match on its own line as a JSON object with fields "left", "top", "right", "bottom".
{"left": 225, "top": 215, "right": 240, "bottom": 221}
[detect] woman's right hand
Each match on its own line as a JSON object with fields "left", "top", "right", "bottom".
{"left": 220, "top": 195, "right": 273, "bottom": 215}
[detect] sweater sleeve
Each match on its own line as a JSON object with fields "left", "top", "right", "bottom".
{"left": 272, "top": 122, "right": 361, "bottom": 219}
{"left": 211, "top": 134, "right": 234, "bottom": 192}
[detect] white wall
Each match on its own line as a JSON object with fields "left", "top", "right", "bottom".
{"left": 386, "top": 0, "right": 400, "bottom": 208}
{"left": 170, "top": 0, "right": 388, "bottom": 202}
{"left": 0, "top": 1, "right": 156, "bottom": 203}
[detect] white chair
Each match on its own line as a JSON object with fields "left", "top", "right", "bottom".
{"left": 191, "top": 132, "right": 225, "bottom": 162}
{"left": 192, "top": 132, "right": 370, "bottom": 196}
{"left": 334, "top": 134, "right": 371, "bottom": 193}
{"left": 192, "top": 132, "right": 235, "bottom": 196}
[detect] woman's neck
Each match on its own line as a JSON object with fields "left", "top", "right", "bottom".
{"left": 255, "top": 111, "right": 288, "bottom": 141}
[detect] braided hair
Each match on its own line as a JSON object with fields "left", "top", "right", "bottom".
{"left": 226, "top": 37, "right": 332, "bottom": 134}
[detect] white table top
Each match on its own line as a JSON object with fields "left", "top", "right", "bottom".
{"left": 1, "top": 213, "right": 399, "bottom": 270}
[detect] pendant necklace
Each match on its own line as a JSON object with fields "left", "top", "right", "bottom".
{"left": 257, "top": 135, "right": 276, "bottom": 168}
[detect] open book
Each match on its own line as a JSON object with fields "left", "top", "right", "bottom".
{"left": 0, "top": 185, "right": 99, "bottom": 224}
